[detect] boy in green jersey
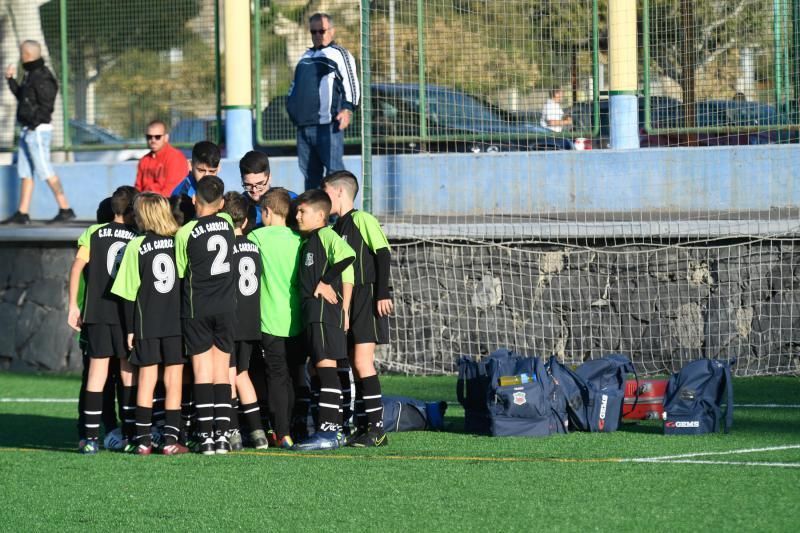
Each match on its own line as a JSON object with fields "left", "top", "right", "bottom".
{"left": 247, "top": 187, "right": 305, "bottom": 448}
{"left": 323, "top": 170, "right": 392, "bottom": 447}
{"left": 291, "top": 189, "right": 356, "bottom": 450}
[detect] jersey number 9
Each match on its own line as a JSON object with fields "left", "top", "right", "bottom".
{"left": 152, "top": 253, "right": 176, "bottom": 293}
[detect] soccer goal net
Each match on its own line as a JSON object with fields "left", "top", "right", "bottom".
{"left": 256, "top": 1, "right": 800, "bottom": 376}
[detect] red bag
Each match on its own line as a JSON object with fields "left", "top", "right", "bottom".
{"left": 623, "top": 379, "right": 668, "bottom": 420}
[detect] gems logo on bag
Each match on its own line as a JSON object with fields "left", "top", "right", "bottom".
{"left": 512, "top": 391, "right": 527, "bottom": 406}
{"left": 597, "top": 394, "right": 608, "bottom": 430}
{"left": 665, "top": 420, "right": 700, "bottom": 428}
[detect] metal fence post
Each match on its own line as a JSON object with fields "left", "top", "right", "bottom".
{"left": 361, "top": 0, "right": 373, "bottom": 213}
{"left": 59, "top": 0, "right": 70, "bottom": 151}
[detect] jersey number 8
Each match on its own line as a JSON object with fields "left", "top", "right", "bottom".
{"left": 238, "top": 257, "right": 258, "bottom": 296}
{"left": 152, "top": 253, "right": 176, "bottom": 294}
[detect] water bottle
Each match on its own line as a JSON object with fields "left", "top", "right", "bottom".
{"left": 499, "top": 373, "right": 533, "bottom": 387}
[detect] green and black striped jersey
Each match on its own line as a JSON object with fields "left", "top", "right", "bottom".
{"left": 231, "top": 234, "right": 262, "bottom": 341}
{"left": 110, "top": 232, "right": 181, "bottom": 339}
{"left": 331, "top": 209, "right": 390, "bottom": 286}
{"left": 77, "top": 222, "right": 137, "bottom": 324}
{"left": 174, "top": 212, "right": 237, "bottom": 319}
{"left": 298, "top": 226, "right": 355, "bottom": 327}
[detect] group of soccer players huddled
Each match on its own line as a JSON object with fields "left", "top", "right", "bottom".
{"left": 69, "top": 145, "right": 392, "bottom": 455}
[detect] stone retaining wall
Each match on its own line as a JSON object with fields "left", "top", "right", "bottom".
{"left": 2, "top": 240, "right": 798, "bottom": 376}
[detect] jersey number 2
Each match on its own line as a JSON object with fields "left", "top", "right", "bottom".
{"left": 207, "top": 234, "right": 231, "bottom": 276}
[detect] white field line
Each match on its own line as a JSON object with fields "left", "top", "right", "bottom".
{"left": 444, "top": 401, "right": 800, "bottom": 409}
{"left": 627, "top": 444, "right": 800, "bottom": 463}
{"left": 0, "top": 398, "right": 78, "bottom": 403}
{"left": 734, "top": 403, "right": 800, "bottom": 408}
{"left": 644, "top": 459, "right": 800, "bottom": 468}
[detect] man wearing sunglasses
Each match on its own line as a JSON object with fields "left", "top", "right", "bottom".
{"left": 286, "top": 12, "right": 359, "bottom": 191}
{"left": 134, "top": 120, "right": 189, "bottom": 196}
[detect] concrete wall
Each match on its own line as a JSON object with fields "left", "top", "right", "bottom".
{"left": 1, "top": 145, "right": 798, "bottom": 220}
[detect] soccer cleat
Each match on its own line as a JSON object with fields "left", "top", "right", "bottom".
{"left": 199, "top": 437, "right": 216, "bottom": 456}
{"left": 103, "top": 428, "right": 128, "bottom": 451}
{"left": 265, "top": 429, "right": 280, "bottom": 448}
{"left": 161, "top": 442, "right": 190, "bottom": 455}
{"left": 1, "top": 211, "right": 31, "bottom": 225}
{"left": 122, "top": 441, "right": 138, "bottom": 454}
{"left": 279, "top": 435, "right": 294, "bottom": 450}
{"left": 215, "top": 434, "right": 231, "bottom": 455}
{"left": 47, "top": 208, "right": 76, "bottom": 224}
{"left": 134, "top": 444, "right": 152, "bottom": 455}
{"left": 291, "top": 431, "right": 341, "bottom": 451}
{"left": 228, "top": 429, "right": 243, "bottom": 451}
{"left": 249, "top": 429, "right": 269, "bottom": 450}
{"left": 347, "top": 425, "right": 388, "bottom": 448}
{"left": 79, "top": 439, "right": 99, "bottom": 455}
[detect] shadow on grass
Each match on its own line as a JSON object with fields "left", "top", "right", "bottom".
{"left": 0, "top": 414, "right": 80, "bottom": 452}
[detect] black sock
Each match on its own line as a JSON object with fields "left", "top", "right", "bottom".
{"left": 121, "top": 386, "right": 137, "bottom": 440}
{"left": 194, "top": 383, "right": 214, "bottom": 439}
{"left": 310, "top": 375, "right": 321, "bottom": 429}
{"left": 180, "top": 383, "right": 194, "bottom": 438}
{"left": 213, "top": 384, "right": 232, "bottom": 437}
{"left": 163, "top": 409, "right": 181, "bottom": 446}
{"left": 230, "top": 396, "right": 240, "bottom": 432}
{"left": 362, "top": 375, "right": 384, "bottom": 429}
{"left": 152, "top": 382, "right": 166, "bottom": 430}
{"left": 316, "top": 367, "right": 342, "bottom": 432}
{"left": 103, "top": 361, "right": 119, "bottom": 433}
{"left": 240, "top": 402, "right": 263, "bottom": 433}
{"left": 338, "top": 361, "right": 353, "bottom": 429}
{"left": 135, "top": 406, "right": 153, "bottom": 446}
{"left": 354, "top": 380, "right": 367, "bottom": 431}
{"left": 83, "top": 391, "right": 104, "bottom": 440}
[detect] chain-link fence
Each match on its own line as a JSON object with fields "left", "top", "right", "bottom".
{"left": 0, "top": 0, "right": 220, "bottom": 154}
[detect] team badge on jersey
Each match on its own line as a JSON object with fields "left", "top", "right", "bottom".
{"left": 305, "top": 252, "right": 314, "bottom": 266}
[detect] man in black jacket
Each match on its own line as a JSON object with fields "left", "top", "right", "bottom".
{"left": 3, "top": 40, "right": 74, "bottom": 225}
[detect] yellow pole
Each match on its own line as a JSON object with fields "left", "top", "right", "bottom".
{"left": 608, "top": 0, "right": 639, "bottom": 148}
{"left": 224, "top": 0, "right": 253, "bottom": 159}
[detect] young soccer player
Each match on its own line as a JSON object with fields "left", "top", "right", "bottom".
{"left": 292, "top": 189, "right": 356, "bottom": 451}
{"left": 247, "top": 188, "right": 305, "bottom": 449}
{"left": 111, "top": 193, "right": 186, "bottom": 455}
{"left": 323, "top": 170, "right": 393, "bottom": 447}
{"left": 221, "top": 191, "right": 269, "bottom": 450}
{"left": 174, "top": 175, "right": 237, "bottom": 455}
{"left": 170, "top": 141, "right": 221, "bottom": 198}
{"left": 68, "top": 186, "right": 138, "bottom": 454}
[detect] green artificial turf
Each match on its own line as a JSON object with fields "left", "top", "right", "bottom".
{"left": 1, "top": 372, "right": 798, "bottom": 531}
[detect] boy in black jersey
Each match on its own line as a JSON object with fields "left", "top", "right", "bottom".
{"left": 323, "top": 171, "right": 392, "bottom": 447}
{"left": 292, "top": 189, "right": 356, "bottom": 451}
{"left": 68, "top": 186, "right": 137, "bottom": 454}
{"left": 112, "top": 193, "right": 187, "bottom": 455}
{"left": 221, "top": 192, "right": 269, "bottom": 450}
{"left": 175, "top": 176, "right": 237, "bottom": 455}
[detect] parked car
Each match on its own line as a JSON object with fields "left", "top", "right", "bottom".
{"left": 261, "top": 84, "right": 578, "bottom": 154}
{"left": 569, "top": 96, "right": 797, "bottom": 148}
{"left": 69, "top": 120, "right": 148, "bottom": 162}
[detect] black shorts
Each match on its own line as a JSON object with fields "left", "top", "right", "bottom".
{"left": 305, "top": 322, "right": 347, "bottom": 363}
{"left": 84, "top": 323, "right": 127, "bottom": 359}
{"left": 261, "top": 333, "right": 307, "bottom": 368}
{"left": 130, "top": 336, "right": 185, "bottom": 367}
{"left": 183, "top": 312, "right": 235, "bottom": 356}
{"left": 232, "top": 340, "right": 262, "bottom": 373}
{"left": 348, "top": 284, "right": 390, "bottom": 345}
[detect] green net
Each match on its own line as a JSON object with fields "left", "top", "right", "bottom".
{"left": 1, "top": 0, "right": 220, "bottom": 153}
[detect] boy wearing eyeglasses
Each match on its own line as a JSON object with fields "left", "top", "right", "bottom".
{"left": 134, "top": 119, "right": 189, "bottom": 197}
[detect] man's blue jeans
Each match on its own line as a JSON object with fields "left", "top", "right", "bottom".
{"left": 296, "top": 122, "right": 345, "bottom": 191}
